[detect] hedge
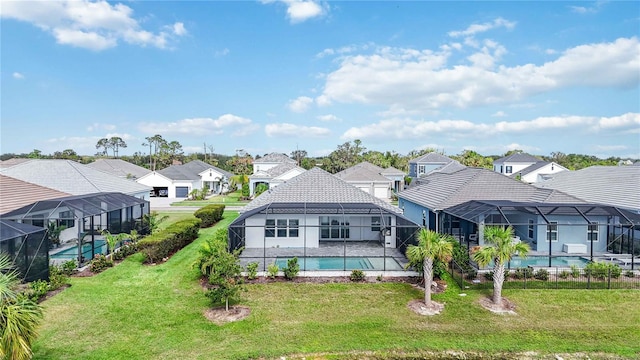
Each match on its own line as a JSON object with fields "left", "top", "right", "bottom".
{"left": 138, "top": 218, "right": 202, "bottom": 263}
{"left": 194, "top": 204, "right": 225, "bottom": 228}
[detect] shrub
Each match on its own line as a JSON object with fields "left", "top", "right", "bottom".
{"left": 267, "top": 263, "right": 279, "bottom": 279}
{"left": 585, "top": 261, "right": 622, "bottom": 280}
{"left": 241, "top": 183, "right": 250, "bottom": 198}
{"left": 534, "top": 269, "right": 549, "bottom": 281}
{"left": 194, "top": 205, "right": 225, "bottom": 228}
{"left": 625, "top": 270, "right": 635, "bottom": 278}
{"left": 48, "top": 265, "right": 69, "bottom": 290}
{"left": 204, "top": 246, "right": 244, "bottom": 311}
{"left": 28, "top": 280, "right": 49, "bottom": 301}
{"left": 89, "top": 254, "right": 114, "bottom": 273}
{"left": 254, "top": 183, "right": 269, "bottom": 197}
{"left": 483, "top": 271, "right": 494, "bottom": 281}
{"left": 376, "top": 274, "right": 383, "bottom": 282}
{"left": 570, "top": 264, "right": 581, "bottom": 278}
{"left": 559, "top": 270, "right": 570, "bottom": 279}
{"left": 464, "top": 268, "right": 478, "bottom": 280}
{"left": 112, "top": 242, "right": 139, "bottom": 261}
{"left": 246, "top": 262, "right": 259, "bottom": 280}
{"left": 513, "top": 267, "right": 533, "bottom": 280}
{"left": 283, "top": 257, "right": 299, "bottom": 280}
{"left": 138, "top": 218, "right": 202, "bottom": 263}
{"left": 350, "top": 269, "right": 365, "bottom": 282}
{"left": 61, "top": 259, "right": 77, "bottom": 276}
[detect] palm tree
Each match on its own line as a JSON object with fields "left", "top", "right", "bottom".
{"left": 472, "top": 226, "right": 530, "bottom": 306}
{"left": 143, "top": 212, "right": 169, "bottom": 234}
{"left": 406, "top": 229, "right": 454, "bottom": 306}
{"left": 0, "top": 254, "right": 43, "bottom": 360}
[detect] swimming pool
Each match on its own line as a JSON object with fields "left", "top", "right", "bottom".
{"left": 275, "top": 257, "right": 403, "bottom": 271}
{"left": 488, "top": 256, "right": 590, "bottom": 268}
{"left": 50, "top": 240, "right": 107, "bottom": 261}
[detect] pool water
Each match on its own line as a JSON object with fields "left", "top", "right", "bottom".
{"left": 50, "top": 240, "right": 107, "bottom": 261}
{"left": 275, "top": 257, "right": 403, "bottom": 271}
{"left": 489, "top": 256, "right": 589, "bottom": 268}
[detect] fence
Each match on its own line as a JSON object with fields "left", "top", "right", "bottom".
{"left": 450, "top": 260, "right": 640, "bottom": 290}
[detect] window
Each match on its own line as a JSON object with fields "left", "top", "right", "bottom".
{"left": 528, "top": 219, "right": 534, "bottom": 239}
{"left": 320, "top": 216, "right": 350, "bottom": 239}
{"left": 30, "top": 215, "right": 45, "bottom": 228}
{"left": 277, "top": 219, "right": 287, "bottom": 237}
{"left": 371, "top": 217, "right": 381, "bottom": 232}
{"left": 289, "top": 219, "right": 299, "bottom": 237}
{"left": 500, "top": 165, "right": 503, "bottom": 173}
{"left": 265, "top": 219, "right": 275, "bottom": 237}
{"left": 418, "top": 165, "right": 425, "bottom": 175}
{"left": 505, "top": 166, "right": 513, "bottom": 174}
{"left": 58, "top": 210, "right": 75, "bottom": 228}
{"left": 587, "top": 222, "right": 598, "bottom": 242}
{"left": 546, "top": 222, "right": 558, "bottom": 242}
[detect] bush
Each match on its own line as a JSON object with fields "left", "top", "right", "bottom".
{"left": 61, "top": 259, "right": 77, "bottom": 276}
{"left": 283, "top": 257, "right": 299, "bottom": 280}
{"left": 585, "top": 261, "right": 622, "bottom": 280}
{"left": 483, "top": 271, "right": 494, "bottom": 281}
{"left": 559, "top": 270, "right": 570, "bottom": 279}
{"left": 246, "top": 262, "right": 259, "bottom": 280}
{"left": 89, "top": 254, "right": 114, "bottom": 273}
{"left": 112, "top": 242, "right": 139, "bottom": 261}
{"left": 350, "top": 269, "right": 365, "bottom": 282}
{"left": 28, "top": 280, "right": 49, "bottom": 301}
{"left": 513, "top": 267, "right": 533, "bottom": 280}
{"left": 570, "top": 264, "right": 581, "bottom": 278}
{"left": 194, "top": 204, "right": 225, "bottom": 228}
{"left": 534, "top": 269, "right": 549, "bottom": 281}
{"left": 48, "top": 265, "right": 69, "bottom": 290}
{"left": 241, "top": 183, "right": 250, "bottom": 198}
{"left": 376, "top": 274, "right": 383, "bottom": 282}
{"left": 464, "top": 268, "right": 478, "bottom": 280}
{"left": 267, "top": 263, "right": 279, "bottom": 279}
{"left": 138, "top": 218, "right": 202, "bottom": 263}
{"left": 625, "top": 270, "right": 635, "bottom": 278}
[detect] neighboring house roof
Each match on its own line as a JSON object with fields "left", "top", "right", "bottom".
{"left": 157, "top": 160, "right": 232, "bottom": 181}
{"left": 494, "top": 153, "right": 540, "bottom": 163}
{"left": 242, "top": 167, "right": 402, "bottom": 214}
{"left": 86, "top": 159, "right": 151, "bottom": 179}
{"left": 409, "top": 152, "right": 456, "bottom": 164}
{"left": 0, "top": 159, "right": 151, "bottom": 196}
{"left": 536, "top": 166, "right": 640, "bottom": 211}
{"left": 399, "top": 168, "right": 584, "bottom": 210}
{"left": 0, "top": 158, "right": 32, "bottom": 169}
{"left": 380, "top": 166, "right": 405, "bottom": 176}
{"left": 508, "top": 161, "right": 567, "bottom": 178}
{"left": 253, "top": 153, "right": 296, "bottom": 164}
{"left": 334, "top": 162, "right": 391, "bottom": 183}
{"left": 266, "top": 163, "right": 303, "bottom": 177}
{"left": 0, "top": 175, "right": 71, "bottom": 215}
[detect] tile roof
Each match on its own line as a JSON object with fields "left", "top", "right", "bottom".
{"left": 242, "top": 167, "right": 402, "bottom": 214}
{"left": 408, "top": 152, "right": 456, "bottom": 164}
{"left": 399, "top": 168, "right": 584, "bottom": 210}
{"left": 86, "top": 159, "right": 151, "bottom": 179}
{"left": 494, "top": 153, "right": 541, "bottom": 163}
{"left": 380, "top": 166, "right": 405, "bottom": 176}
{"left": 0, "top": 158, "right": 32, "bottom": 169}
{"left": 253, "top": 153, "right": 296, "bottom": 164}
{"left": 334, "top": 162, "right": 391, "bottom": 182}
{"left": 0, "top": 175, "right": 71, "bottom": 215}
{"left": 157, "top": 160, "right": 232, "bottom": 180}
{"left": 535, "top": 166, "right": 640, "bottom": 211}
{"left": 0, "top": 159, "right": 151, "bottom": 196}
{"left": 508, "top": 161, "right": 551, "bottom": 177}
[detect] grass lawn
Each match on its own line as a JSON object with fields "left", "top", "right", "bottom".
{"left": 171, "top": 190, "right": 249, "bottom": 207}
{"left": 34, "top": 211, "right": 640, "bottom": 359}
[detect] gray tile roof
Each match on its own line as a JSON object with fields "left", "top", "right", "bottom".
{"left": 253, "top": 153, "right": 296, "bottom": 164}
{"left": 266, "top": 163, "right": 303, "bottom": 177}
{"left": 508, "top": 161, "right": 550, "bottom": 177}
{"left": 408, "top": 152, "right": 456, "bottom": 164}
{"left": 157, "top": 160, "right": 232, "bottom": 181}
{"left": 242, "top": 167, "right": 402, "bottom": 214}
{"left": 494, "top": 153, "right": 540, "bottom": 163}
{"left": 86, "top": 159, "right": 151, "bottom": 179}
{"left": 399, "top": 168, "right": 584, "bottom": 210}
{"left": 0, "top": 159, "right": 151, "bottom": 196}
{"left": 0, "top": 158, "right": 31, "bottom": 169}
{"left": 380, "top": 166, "right": 405, "bottom": 176}
{"left": 334, "top": 162, "right": 391, "bottom": 182}
{"left": 536, "top": 166, "right": 640, "bottom": 211}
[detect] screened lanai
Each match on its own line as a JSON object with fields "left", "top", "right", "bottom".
{"left": 439, "top": 200, "right": 640, "bottom": 269}
{"left": 1, "top": 192, "right": 150, "bottom": 266}
{"left": 0, "top": 219, "right": 48, "bottom": 281}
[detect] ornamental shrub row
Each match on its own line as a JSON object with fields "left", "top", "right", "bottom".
{"left": 138, "top": 218, "right": 202, "bottom": 263}
{"left": 194, "top": 204, "right": 225, "bottom": 228}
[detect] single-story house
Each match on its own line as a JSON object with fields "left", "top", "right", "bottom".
{"left": 136, "top": 160, "right": 233, "bottom": 198}
{"left": 0, "top": 159, "right": 151, "bottom": 200}
{"left": 249, "top": 162, "right": 306, "bottom": 197}
{"left": 334, "top": 162, "right": 394, "bottom": 200}
{"left": 86, "top": 158, "right": 151, "bottom": 180}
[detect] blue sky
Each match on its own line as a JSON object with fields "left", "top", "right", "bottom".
{"left": 1, "top": 1, "right": 639, "bottom": 159}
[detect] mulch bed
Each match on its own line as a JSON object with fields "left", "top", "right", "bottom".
{"left": 203, "top": 305, "right": 251, "bottom": 325}
{"left": 244, "top": 276, "right": 421, "bottom": 285}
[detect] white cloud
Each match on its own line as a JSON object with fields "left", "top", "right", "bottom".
{"left": 138, "top": 114, "right": 254, "bottom": 136}
{"left": 316, "top": 114, "right": 340, "bottom": 122}
{"left": 86, "top": 123, "right": 117, "bottom": 132}
{"left": 287, "top": 96, "right": 314, "bottom": 112}
{"left": 595, "top": 144, "right": 628, "bottom": 151}
{"left": 215, "top": 48, "right": 230, "bottom": 57}
{"left": 570, "top": 1, "right": 605, "bottom": 14}
{"left": 12, "top": 72, "right": 24, "bottom": 79}
{"left": 491, "top": 111, "right": 507, "bottom": 117}
{"left": 262, "top": 0, "right": 327, "bottom": 24}
{"left": 0, "top": 0, "right": 186, "bottom": 51}
{"left": 45, "top": 133, "right": 135, "bottom": 152}
{"left": 448, "top": 17, "right": 516, "bottom": 38}
{"left": 265, "top": 123, "right": 330, "bottom": 137}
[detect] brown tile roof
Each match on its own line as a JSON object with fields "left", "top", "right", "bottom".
{"left": 0, "top": 175, "right": 70, "bottom": 215}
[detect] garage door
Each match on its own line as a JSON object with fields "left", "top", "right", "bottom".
{"left": 175, "top": 186, "right": 189, "bottom": 198}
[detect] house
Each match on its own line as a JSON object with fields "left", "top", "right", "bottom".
{"left": 253, "top": 153, "right": 296, "bottom": 173}
{"left": 248, "top": 162, "right": 306, "bottom": 197}
{"left": 0, "top": 159, "right": 151, "bottom": 200}
{"left": 509, "top": 161, "right": 569, "bottom": 183}
{"left": 136, "top": 160, "right": 233, "bottom": 198}
{"left": 492, "top": 152, "right": 541, "bottom": 176}
{"left": 0, "top": 174, "right": 71, "bottom": 215}
{"left": 86, "top": 159, "right": 151, "bottom": 180}
{"left": 228, "top": 168, "right": 420, "bottom": 270}
{"left": 407, "top": 153, "right": 465, "bottom": 183}
{"left": 334, "top": 162, "right": 394, "bottom": 200}
{"left": 381, "top": 166, "right": 406, "bottom": 193}
{"left": 396, "top": 168, "right": 638, "bottom": 258}
{"left": 0, "top": 158, "right": 31, "bottom": 169}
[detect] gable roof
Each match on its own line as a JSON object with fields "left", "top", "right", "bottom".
{"left": 399, "top": 168, "right": 584, "bottom": 210}
{"left": 536, "top": 166, "right": 640, "bottom": 211}
{"left": 508, "top": 161, "right": 567, "bottom": 178}
{"left": 409, "top": 152, "right": 456, "bottom": 164}
{"left": 0, "top": 175, "right": 71, "bottom": 215}
{"left": 334, "top": 162, "right": 391, "bottom": 182}
{"left": 0, "top": 160, "right": 151, "bottom": 196}
{"left": 157, "top": 160, "right": 232, "bottom": 181}
{"left": 380, "top": 166, "right": 405, "bottom": 176}
{"left": 86, "top": 159, "right": 151, "bottom": 179}
{"left": 494, "top": 153, "right": 540, "bottom": 164}
{"left": 0, "top": 158, "right": 32, "bottom": 169}
{"left": 242, "top": 167, "right": 402, "bottom": 214}
{"left": 253, "top": 153, "right": 296, "bottom": 164}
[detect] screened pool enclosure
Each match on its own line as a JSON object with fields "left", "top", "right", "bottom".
{"left": 0, "top": 220, "right": 49, "bottom": 281}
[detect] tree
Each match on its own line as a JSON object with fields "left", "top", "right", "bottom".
{"left": 290, "top": 149, "right": 307, "bottom": 166}
{"left": 108, "top": 137, "right": 127, "bottom": 158}
{"left": 101, "top": 230, "right": 131, "bottom": 255}
{"left": 322, "top": 139, "right": 366, "bottom": 173}
{"left": 228, "top": 155, "right": 253, "bottom": 176}
{"left": 454, "top": 150, "right": 492, "bottom": 168}
{"left": 26, "top": 149, "right": 42, "bottom": 159}
{"left": 46, "top": 222, "right": 67, "bottom": 247}
{"left": 143, "top": 134, "right": 166, "bottom": 170}
{"left": 254, "top": 183, "right": 268, "bottom": 197}
{"left": 472, "top": 226, "right": 530, "bottom": 306}
{"left": 0, "top": 254, "right": 43, "bottom": 360}
{"left": 405, "top": 229, "right": 453, "bottom": 307}
{"left": 143, "top": 212, "right": 169, "bottom": 234}
{"left": 52, "top": 149, "right": 79, "bottom": 160}
{"left": 96, "top": 138, "right": 110, "bottom": 156}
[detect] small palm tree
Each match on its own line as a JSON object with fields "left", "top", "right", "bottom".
{"left": 406, "top": 229, "right": 454, "bottom": 306}
{"left": 472, "top": 226, "right": 530, "bottom": 306}
{"left": 0, "top": 254, "right": 43, "bottom": 360}
{"left": 101, "top": 230, "right": 131, "bottom": 255}
{"left": 143, "top": 212, "right": 169, "bottom": 234}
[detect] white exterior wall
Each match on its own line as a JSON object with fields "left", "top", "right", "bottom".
{"left": 494, "top": 161, "right": 536, "bottom": 175}
{"left": 253, "top": 163, "right": 279, "bottom": 173}
{"left": 522, "top": 163, "right": 566, "bottom": 183}
{"left": 199, "top": 169, "right": 227, "bottom": 193}
{"left": 347, "top": 181, "right": 391, "bottom": 200}
{"left": 170, "top": 180, "right": 199, "bottom": 198}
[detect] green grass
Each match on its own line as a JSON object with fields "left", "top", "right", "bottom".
{"left": 34, "top": 212, "right": 640, "bottom": 359}
{"left": 171, "top": 190, "right": 249, "bottom": 207}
